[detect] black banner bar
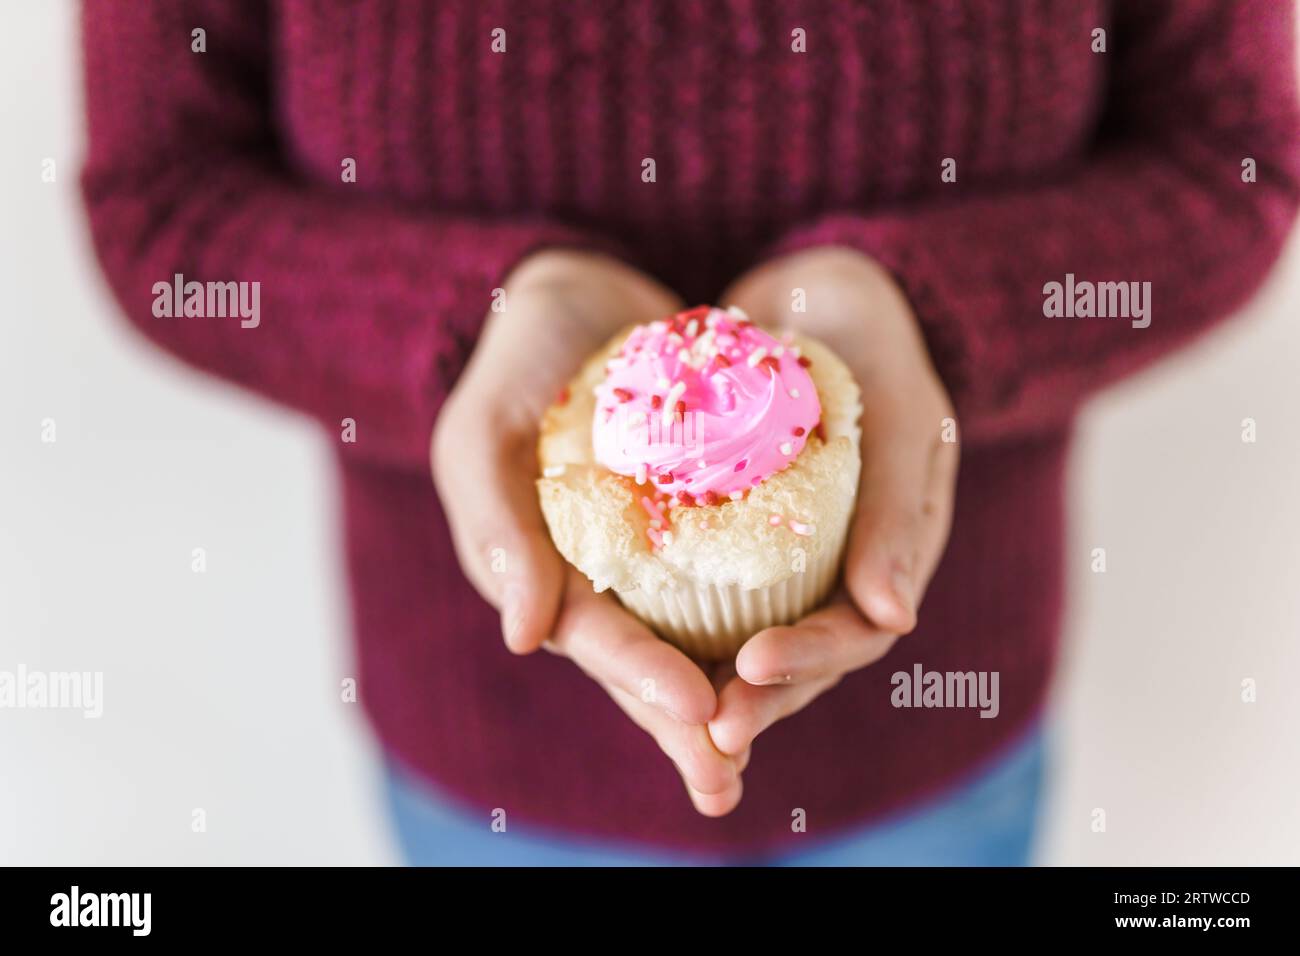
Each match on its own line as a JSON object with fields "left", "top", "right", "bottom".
{"left": 0, "top": 866, "right": 1282, "bottom": 942}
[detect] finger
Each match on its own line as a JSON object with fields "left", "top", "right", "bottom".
{"left": 732, "top": 744, "right": 752, "bottom": 774}
{"left": 915, "top": 431, "right": 959, "bottom": 603}
{"left": 734, "top": 599, "right": 899, "bottom": 686}
{"left": 843, "top": 398, "right": 938, "bottom": 633}
{"left": 685, "top": 776, "right": 744, "bottom": 817}
{"left": 548, "top": 573, "right": 718, "bottom": 725}
{"left": 708, "top": 671, "right": 842, "bottom": 756}
{"left": 607, "top": 686, "right": 742, "bottom": 801}
{"left": 433, "top": 423, "right": 563, "bottom": 655}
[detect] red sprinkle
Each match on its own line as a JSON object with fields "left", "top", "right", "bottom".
{"left": 675, "top": 400, "right": 686, "bottom": 416}
{"left": 556, "top": 386, "right": 570, "bottom": 405}
{"left": 657, "top": 472, "right": 674, "bottom": 485}
{"left": 792, "top": 426, "right": 805, "bottom": 436}
{"left": 612, "top": 387, "right": 634, "bottom": 403}
{"left": 759, "top": 356, "right": 781, "bottom": 373}
{"left": 797, "top": 356, "right": 812, "bottom": 368}
{"left": 650, "top": 394, "right": 663, "bottom": 410}
{"left": 700, "top": 490, "right": 719, "bottom": 506}
{"left": 714, "top": 353, "right": 731, "bottom": 368}
{"left": 676, "top": 491, "right": 695, "bottom": 506}
{"left": 734, "top": 459, "right": 747, "bottom": 472}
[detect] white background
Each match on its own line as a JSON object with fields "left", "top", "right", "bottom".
{"left": 2, "top": 4, "right": 1298, "bottom": 865}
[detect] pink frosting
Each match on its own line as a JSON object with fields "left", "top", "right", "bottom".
{"left": 592, "top": 306, "right": 821, "bottom": 504}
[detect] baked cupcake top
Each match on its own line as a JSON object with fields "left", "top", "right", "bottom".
{"left": 537, "top": 320, "right": 862, "bottom": 592}
{"left": 592, "top": 306, "right": 821, "bottom": 506}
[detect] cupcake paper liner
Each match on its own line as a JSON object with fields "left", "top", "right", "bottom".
{"left": 615, "top": 516, "right": 851, "bottom": 661}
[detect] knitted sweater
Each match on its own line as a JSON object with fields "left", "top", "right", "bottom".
{"left": 81, "top": 0, "right": 1299, "bottom": 855}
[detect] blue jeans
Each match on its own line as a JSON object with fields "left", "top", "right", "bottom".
{"left": 383, "top": 726, "right": 1046, "bottom": 866}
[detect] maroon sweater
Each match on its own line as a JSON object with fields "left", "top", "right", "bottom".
{"left": 82, "top": 0, "right": 1299, "bottom": 854}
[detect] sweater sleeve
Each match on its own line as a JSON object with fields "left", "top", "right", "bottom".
{"left": 80, "top": 0, "right": 624, "bottom": 469}
{"left": 763, "top": 0, "right": 1300, "bottom": 445}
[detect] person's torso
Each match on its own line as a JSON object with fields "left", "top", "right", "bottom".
{"left": 275, "top": 0, "right": 1108, "bottom": 296}
{"left": 306, "top": 0, "right": 1088, "bottom": 849}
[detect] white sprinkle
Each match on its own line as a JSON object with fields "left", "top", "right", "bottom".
{"left": 779, "top": 442, "right": 794, "bottom": 455}
{"left": 543, "top": 464, "right": 566, "bottom": 478}
{"left": 685, "top": 319, "right": 698, "bottom": 338}
{"left": 656, "top": 376, "right": 671, "bottom": 390}
{"left": 697, "top": 460, "right": 708, "bottom": 469}
{"left": 747, "top": 347, "right": 768, "bottom": 368}
{"left": 790, "top": 388, "right": 800, "bottom": 399}
{"left": 788, "top": 520, "right": 816, "bottom": 537}
{"left": 727, "top": 305, "right": 750, "bottom": 321}
{"left": 650, "top": 518, "right": 662, "bottom": 529}
{"left": 772, "top": 345, "right": 785, "bottom": 358}
{"left": 729, "top": 490, "right": 744, "bottom": 501}
{"left": 768, "top": 514, "right": 783, "bottom": 526}
{"left": 677, "top": 348, "right": 691, "bottom": 364}
{"left": 667, "top": 332, "right": 684, "bottom": 347}
{"left": 650, "top": 321, "right": 668, "bottom": 333}
{"left": 635, "top": 462, "right": 648, "bottom": 485}
{"left": 661, "top": 530, "right": 674, "bottom": 547}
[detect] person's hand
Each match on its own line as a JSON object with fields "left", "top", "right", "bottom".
{"left": 548, "top": 569, "right": 748, "bottom": 815}
{"left": 431, "top": 250, "right": 745, "bottom": 815}
{"left": 706, "top": 247, "right": 960, "bottom": 760}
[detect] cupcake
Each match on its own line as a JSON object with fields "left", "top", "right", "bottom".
{"left": 536, "top": 305, "right": 862, "bottom": 660}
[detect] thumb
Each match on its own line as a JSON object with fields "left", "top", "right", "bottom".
{"left": 493, "top": 518, "right": 565, "bottom": 654}
{"left": 843, "top": 406, "right": 929, "bottom": 635}
{"left": 433, "top": 425, "right": 564, "bottom": 655}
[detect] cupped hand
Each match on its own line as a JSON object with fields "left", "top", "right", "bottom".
{"left": 431, "top": 249, "right": 744, "bottom": 814}
{"left": 547, "top": 569, "right": 747, "bottom": 815}
{"left": 708, "top": 247, "right": 960, "bottom": 758}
